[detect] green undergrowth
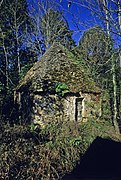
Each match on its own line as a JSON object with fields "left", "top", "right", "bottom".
{"left": 0, "top": 118, "right": 119, "bottom": 179}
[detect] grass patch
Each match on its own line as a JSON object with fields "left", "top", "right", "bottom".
{"left": 0, "top": 119, "right": 120, "bottom": 179}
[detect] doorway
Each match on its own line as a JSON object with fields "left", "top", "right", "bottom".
{"left": 75, "top": 98, "right": 83, "bottom": 121}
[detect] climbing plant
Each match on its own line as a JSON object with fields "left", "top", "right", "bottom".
{"left": 55, "top": 83, "right": 69, "bottom": 96}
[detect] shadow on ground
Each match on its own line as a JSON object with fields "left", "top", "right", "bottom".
{"left": 63, "top": 137, "right": 121, "bottom": 180}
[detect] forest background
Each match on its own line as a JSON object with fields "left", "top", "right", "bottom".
{"left": 0, "top": 0, "right": 121, "bottom": 131}
{"left": 0, "top": 0, "right": 121, "bottom": 179}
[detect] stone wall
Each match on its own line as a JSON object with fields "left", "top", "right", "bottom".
{"left": 63, "top": 96, "right": 76, "bottom": 121}
{"left": 14, "top": 90, "right": 102, "bottom": 126}
{"left": 32, "top": 94, "right": 64, "bottom": 126}
{"left": 81, "top": 93, "right": 101, "bottom": 118}
{"left": 32, "top": 92, "right": 101, "bottom": 126}
{"left": 32, "top": 94, "right": 81, "bottom": 126}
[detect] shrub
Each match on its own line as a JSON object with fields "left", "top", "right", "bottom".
{"left": 0, "top": 118, "right": 115, "bottom": 179}
{"left": 0, "top": 122, "right": 83, "bottom": 179}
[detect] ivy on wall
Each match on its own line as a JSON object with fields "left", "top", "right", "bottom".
{"left": 55, "top": 83, "right": 69, "bottom": 96}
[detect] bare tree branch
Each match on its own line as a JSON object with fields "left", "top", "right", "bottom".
{"left": 0, "top": 0, "right": 4, "bottom": 7}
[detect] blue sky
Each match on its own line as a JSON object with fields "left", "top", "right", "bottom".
{"left": 57, "top": 0, "right": 95, "bottom": 43}
{"left": 58, "top": 0, "right": 121, "bottom": 46}
{"left": 27, "top": 0, "right": 98, "bottom": 44}
{"left": 27, "top": 0, "right": 120, "bottom": 46}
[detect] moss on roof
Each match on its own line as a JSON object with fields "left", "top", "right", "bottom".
{"left": 16, "top": 42, "right": 101, "bottom": 93}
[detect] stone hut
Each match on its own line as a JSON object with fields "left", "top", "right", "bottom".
{"left": 14, "top": 42, "right": 101, "bottom": 126}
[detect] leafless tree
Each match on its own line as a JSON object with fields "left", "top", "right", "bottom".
{"left": 26, "top": 0, "right": 75, "bottom": 56}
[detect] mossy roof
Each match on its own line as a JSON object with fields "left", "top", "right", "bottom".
{"left": 16, "top": 42, "right": 101, "bottom": 93}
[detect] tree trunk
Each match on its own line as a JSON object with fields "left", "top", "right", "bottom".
{"left": 14, "top": 9, "right": 21, "bottom": 75}
{"left": 112, "top": 54, "right": 120, "bottom": 134}
{"left": 117, "top": 0, "right": 121, "bottom": 35}
{"left": 102, "top": 0, "right": 110, "bottom": 35}
{"left": 1, "top": 30, "right": 9, "bottom": 88}
{"left": 102, "top": 0, "right": 120, "bottom": 133}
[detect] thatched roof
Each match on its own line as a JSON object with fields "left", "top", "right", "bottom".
{"left": 16, "top": 42, "right": 101, "bottom": 93}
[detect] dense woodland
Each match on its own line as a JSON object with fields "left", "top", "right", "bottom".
{"left": 0, "top": 0, "right": 121, "bottom": 179}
